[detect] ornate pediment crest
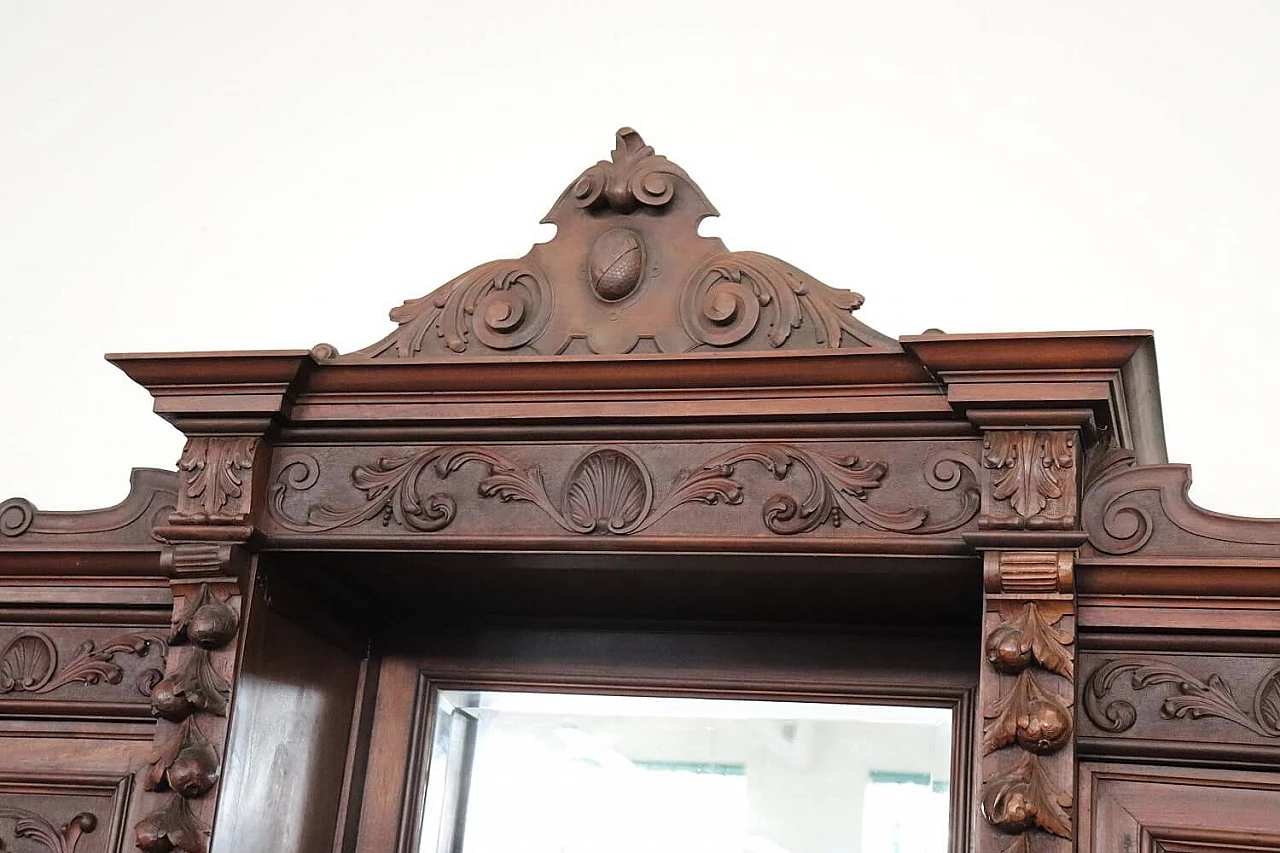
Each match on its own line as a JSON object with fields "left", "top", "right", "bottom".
{"left": 335, "top": 128, "right": 897, "bottom": 359}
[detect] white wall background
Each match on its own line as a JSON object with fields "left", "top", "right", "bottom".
{"left": 2, "top": 1, "right": 1278, "bottom": 515}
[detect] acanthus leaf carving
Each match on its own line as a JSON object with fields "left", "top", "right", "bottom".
{"left": 134, "top": 795, "right": 209, "bottom": 853}
{"left": 982, "top": 669, "right": 1073, "bottom": 756}
{"left": 1081, "top": 430, "right": 1135, "bottom": 493}
{"left": 1082, "top": 659, "right": 1280, "bottom": 738}
{"left": 268, "top": 444, "right": 981, "bottom": 538}
{"left": 679, "top": 251, "right": 882, "bottom": 350}
{"left": 987, "top": 602, "right": 1074, "bottom": 681}
{"left": 981, "top": 431, "right": 1078, "bottom": 530}
{"left": 359, "top": 260, "right": 552, "bottom": 358}
{"left": 0, "top": 631, "right": 166, "bottom": 696}
{"left": 170, "top": 584, "right": 238, "bottom": 649}
{"left": 146, "top": 718, "right": 220, "bottom": 797}
{"left": 149, "top": 648, "right": 230, "bottom": 722}
{"left": 0, "top": 807, "right": 97, "bottom": 853}
{"left": 980, "top": 751, "right": 1073, "bottom": 839}
{"left": 571, "top": 127, "right": 690, "bottom": 213}
{"left": 174, "top": 438, "right": 258, "bottom": 524}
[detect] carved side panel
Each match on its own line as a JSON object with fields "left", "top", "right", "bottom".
{"left": 978, "top": 551, "right": 1076, "bottom": 853}
{"left": 980, "top": 431, "right": 1079, "bottom": 530}
{"left": 263, "top": 440, "right": 983, "bottom": 547}
{"left": 133, "top": 546, "right": 243, "bottom": 853}
{"left": 1079, "top": 763, "right": 1280, "bottom": 853}
{"left": 0, "top": 773, "right": 131, "bottom": 853}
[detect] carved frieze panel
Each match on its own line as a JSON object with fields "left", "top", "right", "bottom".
{"left": 1080, "top": 651, "right": 1280, "bottom": 750}
{"left": 329, "top": 129, "right": 899, "bottom": 359}
{"left": 262, "top": 440, "right": 983, "bottom": 547}
{"left": 0, "top": 628, "right": 166, "bottom": 709}
{"left": 0, "top": 773, "right": 131, "bottom": 853}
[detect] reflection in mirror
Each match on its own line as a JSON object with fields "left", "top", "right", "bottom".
{"left": 418, "top": 690, "right": 953, "bottom": 853}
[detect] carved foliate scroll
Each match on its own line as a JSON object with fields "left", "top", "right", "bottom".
{"left": 333, "top": 128, "right": 899, "bottom": 359}
{"left": 978, "top": 550, "right": 1075, "bottom": 853}
{"left": 134, "top": 546, "right": 243, "bottom": 853}
{"left": 266, "top": 442, "right": 982, "bottom": 540}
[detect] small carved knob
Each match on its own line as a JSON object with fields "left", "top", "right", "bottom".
{"left": 986, "top": 624, "right": 1033, "bottom": 673}
{"left": 167, "top": 741, "right": 221, "bottom": 797}
{"left": 150, "top": 678, "right": 196, "bottom": 722}
{"left": 135, "top": 815, "right": 177, "bottom": 853}
{"left": 982, "top": 780, "right": 1037, "bottom": 834}
{"left": 1016, "top": 699, "right": 1072, "bottom": 754}
{"left": 186, "top": 602, "right": 238, "bottom": 649}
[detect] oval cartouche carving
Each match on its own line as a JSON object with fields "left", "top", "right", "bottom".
{"left": 588, "top": 228, "right": 644, "bottom": 301}
{"left": 563, "top": 449, "right": 653, "bottom": 534}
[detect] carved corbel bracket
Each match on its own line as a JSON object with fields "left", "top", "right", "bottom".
{"left": 155, "top": 437, "right": 267, "bottom": 542}
{"left": 135, "top": 544, "right": 244, "bottom": 853}
{"left": 979, "top": 430, "right": 1080, "bottom": 531}
{"left": 977, "top": 550, "right": 1076, "bottom": 853}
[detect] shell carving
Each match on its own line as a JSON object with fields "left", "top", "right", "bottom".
{"left": 0, "top": 632, "right": 57, "bottom": 692}
{"left": 563, "top": 449, "right": 653, "bottom": 534}
{"left": 588, "top": 228, "right": 645, "bottom": 301}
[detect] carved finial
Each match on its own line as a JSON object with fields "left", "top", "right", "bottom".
{"left": 348, "top": 127, "right": 899, "bottom": 359}
{"left": 569, "top": 127, "right": 692, "bottom": 213}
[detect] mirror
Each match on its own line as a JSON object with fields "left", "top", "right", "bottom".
{"left": 418, "top": 689, "right": 953, "bottom": 853}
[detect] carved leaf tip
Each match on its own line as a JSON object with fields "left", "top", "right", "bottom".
{"left": 613, "top": 127, "right": 650, "bottom": 160}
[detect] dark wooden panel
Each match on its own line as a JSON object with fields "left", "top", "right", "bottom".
{"left": 209, "top": 570, "right": 366, "bottom": 853}
{"left": 0, "top": 772, "right": 132, "bottom": 853}
{"left": 1079, "top": 763, "right": 1280, "bottom": 852}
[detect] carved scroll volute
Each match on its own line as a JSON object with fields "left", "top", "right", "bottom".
{"left": 135, "top": 546, "right": 244, "bottom": 853}
{"left": 978, "top": 550, "right": 1076, "bottom": 853}
{"left": 980, "top": 431, "right": 1080, "bottom": 531}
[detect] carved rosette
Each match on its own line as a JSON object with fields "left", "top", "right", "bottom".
{"left": 135, "top": 552, "right": 242, "bottom": 853}
{"left": 978, "top": 551, "right": 1075, "bottom": 853}
{"left": 980, "top": 431, "right": 1078, "bottom": 530}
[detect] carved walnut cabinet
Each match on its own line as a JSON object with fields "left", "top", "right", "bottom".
{"left": 2, "top": 129, "right": 1277, "bottom": 853}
